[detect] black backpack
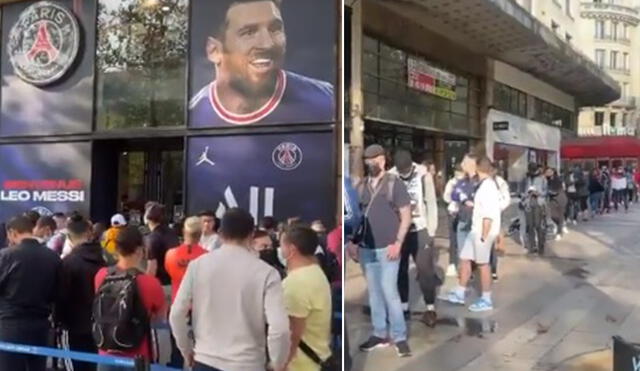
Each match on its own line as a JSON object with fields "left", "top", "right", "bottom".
{"left": 92, "top": 267, "right": 149, "bottom": 351}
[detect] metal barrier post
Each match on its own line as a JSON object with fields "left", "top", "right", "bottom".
{"left": 134, "top": 356, "right": 149, "bottom": 371}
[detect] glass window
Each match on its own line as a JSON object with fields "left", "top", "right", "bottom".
{"left": 623, "top": 53, "right": 629, "bottom": 71}
{"left": 96, "top": 0, "right": 188, "bottom": 130}
{"left": 595, "top": 20, "right": 605, "bottom": 38}
{"left": 612, "top": 22, "right": 618, "bottom": 40}
{"left": 610, "top": 51, "right": 618, "bottom": 69}
{"left": 610, "top": 112, "right": 617, "bottom": 127}
{"left": 624, "top": 24, "right": 629, "bottom": 39}
{"left": 595, "top": 111, "right": 604, "bottom": 126}
{"left": 595, "top": 49, "right": 605, "bottom": 67}
{"left": 623, "top": 113, "right": 628, "bottom": 126}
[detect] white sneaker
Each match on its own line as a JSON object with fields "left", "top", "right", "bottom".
{"left": 563, "top": 226, "right": 569, "bottom": 234}
{"left": 555, "top": 234, "right": 562, "bottom": 241}
{"left": 446, "top": 264, "right": 458, "bottom": 277}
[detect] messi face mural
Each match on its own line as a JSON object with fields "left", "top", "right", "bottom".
{"left": 189, "top": 0, "right": 336, "bottom": 127}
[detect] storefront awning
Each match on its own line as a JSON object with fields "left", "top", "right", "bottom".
{"left": 561, "top": 137, "right": 640, "bottom": 159}
{"left": 375, "top": 0, "right": 620, "bottom": 106}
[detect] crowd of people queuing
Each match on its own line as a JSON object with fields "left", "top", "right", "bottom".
{"left": 0, "top": 202, "right": 341, "bottom": 371}
{"left": 345, "top": 144, "right": 640, "bottom": 361}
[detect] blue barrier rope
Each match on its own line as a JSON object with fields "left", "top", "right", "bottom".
{"left": 0, "top": 341, "right": 181, "bottom": 371}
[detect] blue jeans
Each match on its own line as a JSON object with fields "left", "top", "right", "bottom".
{"left": 194, "top": 362, "right": 224, "bottom": 370}
{"left": 359, "top": 247, "right": 407, "bottom": 342}
{"left": 590, "top": 192, "right": 603, "bottom": 212}
{"left": 97, "top": 365, "right": 133, "bottom": 371}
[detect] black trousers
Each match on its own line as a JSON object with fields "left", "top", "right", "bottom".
{"left": 613, "top": 189, "right": 629, "bottom": 211}
{"left": 0, "top": 320, "right": 49, "bottom": 371}
{"left": 398, "top": 229, "right": 441, "bottom": 306}
{"left": 525, "top": 203, "right": 546, "bottom": 254}
{"left": 60, "top": 330, "right": 97, "bottom": 371}
{"left": 448, "top": 214, "right": 459, "bottom": 266}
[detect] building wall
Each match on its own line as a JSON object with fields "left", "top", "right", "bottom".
{"left": 493, "top": 61, "right": 576, "bottom": 112}
{"left": 530, "top": 0, "right": 578, "bottom": 44}
{"left": 575, "top": 0, "right": 640, "bottom": 137}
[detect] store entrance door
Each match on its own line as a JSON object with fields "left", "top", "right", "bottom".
{"left": 91, "top": 138, "right": 184, "bottom": 226}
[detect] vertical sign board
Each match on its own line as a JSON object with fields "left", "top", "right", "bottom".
{"left": 0, "top": 142, "right": 92, "bottom": 223}
{"left": 187, "top": 132, "right": 335, "bottom": 227}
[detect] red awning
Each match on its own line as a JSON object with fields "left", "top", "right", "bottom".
{"left": 561, "top": 136, "right": 640, "bottom": 159}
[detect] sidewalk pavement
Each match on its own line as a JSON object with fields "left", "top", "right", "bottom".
{"left": 346, "top": 203, "right": 640, "bottom": 371}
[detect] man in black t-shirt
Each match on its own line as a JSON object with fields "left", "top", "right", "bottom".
{"left": 144, "top": 203, "right": 179, "bottom": 301}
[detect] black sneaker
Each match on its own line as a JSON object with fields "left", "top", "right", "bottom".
{"left": 395, "top": 341, "right": 412, "bottom": 357}
{"left": 359, "top": 336, "right": 389, "bottom": 352}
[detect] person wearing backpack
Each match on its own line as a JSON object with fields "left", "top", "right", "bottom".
{"left": 93, "top": 226, "right": 167, "bottom": 371}
{"left": 353, "top": 144, "right": 413, "bottom": 357}
{"left": 388, "top": 149, "right": 440, "bottom": 328}
{"left": 56, "top": 214, "right": 106, "bottom": 371}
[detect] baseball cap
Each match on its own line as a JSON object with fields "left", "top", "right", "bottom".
{"left": 364, "top": 144, "right": 385, "bottom": 159}
{"left": 393, "top": 149, "right": 413, "bottom": 173}
{"left": 111, "top": 214, "right": 127, "bottom": 227}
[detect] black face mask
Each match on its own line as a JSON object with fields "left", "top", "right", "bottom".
{"left": 367, "top": 163, "right": 382, "bottom": 177}
{"left": 259, "top": 248, "right": 279, "bottom": 265}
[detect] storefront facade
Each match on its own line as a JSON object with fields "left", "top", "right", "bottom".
{"left": 0, "top": 0, "right": 340, "bottom": 227}
{"left": 347, "top": 0, "right": 619, "bottom": 184}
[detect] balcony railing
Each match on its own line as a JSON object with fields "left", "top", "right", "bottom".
{"left": 594, "top": 35, "right": 632, "bottom": 45}
{"left": 610, "top": 96, "right": 636, "bottom": 108}
{"left": 605, "top": 66, "right": 631, "bottom": 75}
{"left": 581, "top": 2, "right": 639, "bottom": 18}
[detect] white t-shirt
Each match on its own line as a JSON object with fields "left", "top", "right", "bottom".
{"left": 612, "top": 176, "right": 627, "bottom": 190}
{"left": 472, "top": 178, "right": 501, "bottom": 237}
{"left": 200, "top": 233, "right": 220, "bottom": 252}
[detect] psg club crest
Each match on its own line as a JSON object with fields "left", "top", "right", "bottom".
{"left": 7, "top": 2, "right": 80, "bottom": 86}
{"left": 32, "top": 206, "right": 53, "bottom": 216}
{"left": 272, "top": 142, "right": 303, "bottom": 171}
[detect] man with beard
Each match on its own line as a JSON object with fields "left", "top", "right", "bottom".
{"left": 190, "top": 0, "right": 334, "bottom": 126}
{"left": 388, "top": 149, "right": 440, "bottom": 327}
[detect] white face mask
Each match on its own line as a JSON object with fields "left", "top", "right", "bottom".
{"left": 277, "top": 247, "right": 292, "bottom": 267}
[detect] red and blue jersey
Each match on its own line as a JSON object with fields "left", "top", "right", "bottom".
{"left": 189, "top": 70, "right": 334, "bottom": 127}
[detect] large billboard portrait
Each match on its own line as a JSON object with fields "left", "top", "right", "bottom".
{"left": 1, "top": 0, "right": 96, "bottom": 136}
{"left": 189, "top": 0, "right": 336, "bottom": 128}
{"left": 187, "top": 132, "right": 335, "bottom": 226}
{"left": 0, "top": 142, "right": 92, "bottom": 223}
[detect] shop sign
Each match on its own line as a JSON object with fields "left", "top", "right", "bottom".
{"left": 493, "top": 121, "right": 509, "bottom": 131}
{"left": 7, "top": 1, "right": 80, "bottom": 86}
{"left": 407, "top": 57, "right": 457, "bottom": 100}
{"left": 578, "top": 126, "right": 636, "bottom": 137}
{"left": 0, "top": 142, "right": 91, "bottom": 223}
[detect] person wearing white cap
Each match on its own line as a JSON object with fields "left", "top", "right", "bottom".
{"left": 102, "top": 214, "right": 127, "bottom": 260}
